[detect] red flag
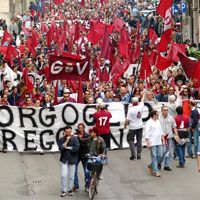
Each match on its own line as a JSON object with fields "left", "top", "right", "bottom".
{"left": 119, "top": 29, "right": 130, "bottom": 58}
{"left": 26, "top": 29, "right": 39, "bottom": 57}
{"left": 148, "top": 27, "right": 158, "bottom": 44}
{"left": 131, "top": 36, "right": 141, "bottom": 63}
{"left": 156, "top": 0, "right": 173, "bottom": 18}
{"left": 113, "top": 16, "right": 125, "bottom": 32}
{"left": 193, "top": 59, "right": 200, "bottom": 79}
{"left": 182, "top": 100, "right": 191, "bottom": 118}
{"left": 0, "top": 46, "right": 8, "bottom": 56}
{"left": 171, "top": 42, "right": 187, "bottom": 62}
{"left": 54, "top": 0, "right": 64, "bottom": 5}
{"left": 77, "top": 78, "right": 84, "bottom": 103}
{"left": 101, "top": 27, "right": 110, "bottom": 59}
{"left": 86, "top": 27, "right": 101, "bottom": 44}
{"left": 178, "top": 53, "right": 197, "bottom": 79}
{"left": 93, "top": 21, "right": 105, "bottom": 36}
{"left": 155, "top": 52, "right": 172, "bottom": 71}
{"left": 5, "top": 45, "right": 19, "bottom": 62}
{"left": 74, "top": 22, "right": 80, "bottom": 43}
{"left": 140, "top": 52, "right": 152, "bottom": 80}
{"left": 1, "top": 30, "right": 12, "bottom": 45}
{"left": 148, "top": 50, "right": 157, "bottom": 66}
{"left": 111, "top": 57, "right": 121, "bottom": 75}
{"left": 156, "top": 29, "right": 172, "bottom": 52}
{"left": 100, "top": 68, "right": 110, "bottom": 82}
{"left": 22, "top": 67, "right": 34, "bottom": 93}
{"left": 80, "top": 0, "right": 85, "bottom": 6}
{"left": 41, "top": 21, "right": 49, "bottom": 33}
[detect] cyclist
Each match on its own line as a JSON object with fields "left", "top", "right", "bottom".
{"left": 79, "top": 126, "right": 106, "bottom": 192}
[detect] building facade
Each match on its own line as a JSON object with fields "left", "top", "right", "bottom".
{"left": 0, "top": 0, "right": 32, "bottom": 23}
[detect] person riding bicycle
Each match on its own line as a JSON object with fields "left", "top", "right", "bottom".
{"left": 79, "top": 126, "right": 106, "bottom": 192}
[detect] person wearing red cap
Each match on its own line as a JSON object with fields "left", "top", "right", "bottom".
{"left": 124, "top": 92, "right": 145, "bottom": 160}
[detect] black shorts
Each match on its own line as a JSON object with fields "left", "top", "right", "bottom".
{"left": 100, "top": 133, "right": 111, "bottom": 149}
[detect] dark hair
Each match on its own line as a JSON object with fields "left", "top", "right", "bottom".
{"left": 78, "top": 122, "right": 85, "bottom": 129}
{"left": 190, "top": 100, "right": 196, "bottom": 107}
{"left": 89, "top": 127, "right": 98, "bottom": 135}
{"left": 64, "top": 126, "right": 72, "bottom": 131}
{"left": 149, "top": 110, "right": 158, "bottom": 118}
{"left": 176, "top": 106, "right": 183, "bottom": 115}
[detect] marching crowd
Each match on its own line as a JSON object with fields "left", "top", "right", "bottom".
{"left": 0, "top": 0, "right": 200, "bottom": 197}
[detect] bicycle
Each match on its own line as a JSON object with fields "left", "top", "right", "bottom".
{"left": 87, "top": 155, "right": 104, "bottom": 200}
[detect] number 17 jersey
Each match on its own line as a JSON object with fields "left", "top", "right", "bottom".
{"left": 93, "top": 110, "right": 112, "bottom": 135}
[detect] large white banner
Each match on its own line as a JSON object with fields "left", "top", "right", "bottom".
{"left": 1, "top": 101, "right": 199, "bottom": 152}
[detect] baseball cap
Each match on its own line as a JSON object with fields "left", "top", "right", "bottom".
{"left": 132, "top": 97, "right": 139, "bottom": 103}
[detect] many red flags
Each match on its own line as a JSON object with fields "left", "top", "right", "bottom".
{"left": 140, "top": 52, "right": 152, "bottom": 80}
{"left": 156, "top": 0, "right": 173, "bottom": 52}
{"left": 54, "top": 0, "right": 64, "bottom": 5}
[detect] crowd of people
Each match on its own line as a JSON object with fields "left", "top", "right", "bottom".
{"left": 0, "top": 0, "right": 200, "bottom": 197}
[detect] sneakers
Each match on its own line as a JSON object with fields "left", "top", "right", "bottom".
{"left": 129, "top": 156, "right": 136, "bottom": 160}
{"left": 147, "top": 165, "right": 153, "bottom": 174}
{"left": 176, "top": 165, "right": 184, "bottom": 168}
{"left": 60, "top": 191, "right": 67, "bottom": 197}
{"left": 72, "top": 186, "right": 79, "bottom": 192}
{"left": 85, "top": 187, "right": 89, "bottom": 193}
{"left": 164, "top": 167, "right": 172, "bottom": 171}
{"left": 152, "top": 172, "right": 161, "bottom": 177}
{"left": 68, "top": 191, "right": 74, "bottom": 196}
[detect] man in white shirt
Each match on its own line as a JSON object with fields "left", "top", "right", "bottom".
{"left": 125, "top": 93, "right": 144, "bottom": 160}
{"left": 145, "top": 110, "right": 164, "bottom": 177}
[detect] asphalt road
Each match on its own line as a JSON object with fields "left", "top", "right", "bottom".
{"left": 0, "top": 148, "right": 200, "bottom": 200}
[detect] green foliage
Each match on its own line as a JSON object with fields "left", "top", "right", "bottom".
{"left": 188, "top": 48, "right": 200, "bottom": 59}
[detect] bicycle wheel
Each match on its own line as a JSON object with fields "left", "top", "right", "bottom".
{"left": 88, "top": 174, "right": 97, "bottom": 200}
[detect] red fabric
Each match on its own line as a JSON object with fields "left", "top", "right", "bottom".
{"left": 156, "top": 29, "right": 172, "bottom": 52}
{"left": 49, "top": 54, "right": 90, "bottom": 81}
{"left": 155, "top": 52, "right": 172, "bottom": 71}
{"left": 101, "top": 27, "right": 110, "bottom": 59}
{"left": 182, "top": 100, "right": 191, "bottom": 118}
{"left": 41, "top": 21, "right": 49, "bottom": 33}
{"left": 26, "top": 29, "right": 39, "bottom": 57}
{"left": 74, "top": 22, "right": 80, "bottom": 42}
{"left": 0, "top": 46, "right": 8, "bottom": 56}
{"left": 148, "top": 50, "right": 157, "bottom": 66}
{"left": 53, "top": 81, "right": 58, "bottom": 105}
{"left": 22, "top": 67, "right": 34, "bottom": 93}
{"left": 93, "top": 21, "right": 105, "bottom": 36}
{"left": 80, "top": 0, "right": 85, "bottom": 6}
{"left": 113, "top": 16, "right": 125, "bottom": 32}
{"left": 86, "top": 27, "right": 101, "bottom": 44}
{"left": 100, "top": 68, "right": 109, "bottom": 82}
{"left": 178, "top": 53, "right": 197, "bottom": 79}
{"left": 119, "top": 29, "right": 130, "bottom": 58}
{"left": 1, "top": 30, "right": 12, "bottom": 45}
{"left": 106, "top": 24, "right": 114, "bottom": 34}
{"left": 77, "top": 78, "right": 84, "bottom": 103}
{"left": 148, "top": 27, "right": 158, "bottom": 44}
{"left": 54, "top": 0, "right": 64, "bottom": 5}
{"left": 171, "top": 43, "right": 187, "bottom": 62}
{"left": 175, "top": 115, "right": 189, "bottom": 129}
{"left": 193, "top": 59, "right": 200, "bottom": 79}
{"left": 140, "top": 52, "right": 152, "bottom": 80}
{"left": 93, "top": 110, "right": 112, "bottom": 134}
{"left": 5, "top": 45, "right": 19, "bottom": 61}
{"left": 131, "top": 36, "right": 140, "bottom": 63}
{"left": 156, "top": 0, "right": 173, "bottom": 18}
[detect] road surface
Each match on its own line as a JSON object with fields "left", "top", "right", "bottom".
{"left": 0, "top": 148, "right": 199, "bottom": 200}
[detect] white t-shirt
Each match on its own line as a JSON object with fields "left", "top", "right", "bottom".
{"left": 127, "top": 102, "right": 144, "bottom": 130}
{"left": 145, "top": 118, "right": 163, "bottom": 146}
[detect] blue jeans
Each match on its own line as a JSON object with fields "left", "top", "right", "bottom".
{"left": 162, "top": 138, "right": 174, "bottom": 168}
{"left": 150, "top": 145, "right": 163, "bottom": 173}
{"left": 187, "top": 128, "right": 199, "bottom": 156}
{"left": 176, "top": 144, "right": 186, "bottom": 167}
{"left": 61, "top": 162, "right": 75, "bottom": 192}
{"left": 74, "top": 157, "right": 90, "bottom": 189}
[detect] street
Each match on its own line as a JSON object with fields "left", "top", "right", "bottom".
{"left": 0, "top": 148, "right": 200, "bottom": 200}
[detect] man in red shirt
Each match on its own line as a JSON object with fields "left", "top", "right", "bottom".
{"left": 93, "top": 102, "right": 112, "bottom": 163}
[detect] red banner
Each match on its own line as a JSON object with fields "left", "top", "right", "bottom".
{"left": 49, "top": 54, "right": 90, "bottom": 81}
